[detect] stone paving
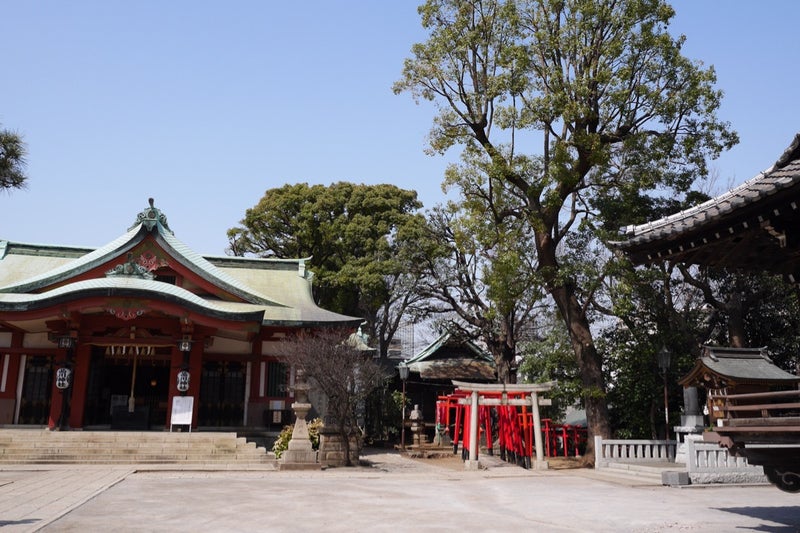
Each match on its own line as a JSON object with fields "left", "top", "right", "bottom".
{"left": 0, "top": 451, "right": 797, "bottom": 532}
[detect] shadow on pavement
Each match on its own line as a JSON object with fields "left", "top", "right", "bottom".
{"left": 714, "top": 506, "right": 800, "bottom": 532}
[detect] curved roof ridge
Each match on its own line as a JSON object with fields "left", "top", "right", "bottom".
{"left": 0, "top": 225, "right": 144, "bottom": 293}
{"left": 615, "top": 133, "right": 800, "bottom": 244}
{"left": 0, "top": 217, "right": 292, "bottom": 308}
{"left": 0, "top": 277, "right": 265, "bottom": 320}
{"left": 620, "top": 170, "right": 776, "bottom": 237}
{"left": 156, "top": 229, "right": 291, "bottom": 307}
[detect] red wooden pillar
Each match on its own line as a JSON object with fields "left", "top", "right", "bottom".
{"left": 481, "top": 406, "right": 493, "bottom": 455}
{"left": 452, "top": 399, "right": 462, "bottom": 454}
{"left": 188, "top": 344, "right": 202, "bottom": 427}
{"left": 47, "top": 381, "right": 62, "bottom": 430}
{"left": 68, "top": 343, "right": 91, "bottom": 429}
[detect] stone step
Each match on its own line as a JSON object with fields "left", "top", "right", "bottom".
{"left": 0, "top": 456, "right": 274, "bottom": 465}
{"left": 590, "top": 462, "right": 673, "bottom": 485}
{"left": 0, "top": 430, "right": 273, "bottom": 465}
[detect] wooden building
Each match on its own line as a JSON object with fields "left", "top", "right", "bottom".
{"left": 612, "top": 133, "right": 800, "bottom": 280}
{"left": 613, "top": 134, "right": 800, "bottom": 491}
{"left": 0, "top": 199, "right": 360, "bottom": 431}
{"left": 678, "top": 345, "right": 800, "bottom": 423}
{"left": 403, "top": 331, "right": 495, "bottom": 439}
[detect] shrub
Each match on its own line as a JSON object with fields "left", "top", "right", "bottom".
{"left": 272, "top": 418, "right": 323, "bottom": 459}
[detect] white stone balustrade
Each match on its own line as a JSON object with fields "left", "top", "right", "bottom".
{"left": 594, "top": 436, "right": 676, "bottom": 467}
{"left": 685, "top": 439, "right": 760, "bottom": 473}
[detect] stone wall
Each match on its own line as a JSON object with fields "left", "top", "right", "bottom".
{"left": 318, "top": 429, "right": 360, "bottom": 467}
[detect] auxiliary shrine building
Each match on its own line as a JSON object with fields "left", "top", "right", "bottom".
{"left": 0, "top": 199, "right": 361, "bottom": 431}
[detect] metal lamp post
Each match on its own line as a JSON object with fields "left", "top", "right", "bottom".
{"left": 657, "top": 346, "right": 671, "bottom": 440}
{"left": 398, "top": 362, "right": 409, "bottom": 449}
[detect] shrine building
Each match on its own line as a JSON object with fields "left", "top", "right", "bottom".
{"left": 0, "top": 199, "right": 361, "bottom": 431}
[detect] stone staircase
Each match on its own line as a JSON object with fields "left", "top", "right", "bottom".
{"left": 0, "top": 429, "right": 278, "bottom": 467}
{"left": 585, "top": 461, "right": 673, "bottom": 486}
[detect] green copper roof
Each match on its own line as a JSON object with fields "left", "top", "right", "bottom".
{"left": 0, "top": 199, "right": 363, "bottom": 328}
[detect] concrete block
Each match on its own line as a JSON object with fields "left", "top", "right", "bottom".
{"left": 661, "top": 471, "right": 690, "bottom": 486}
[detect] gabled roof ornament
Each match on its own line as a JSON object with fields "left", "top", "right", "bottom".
{"left": 106, "top": 252, "right": 155, "bottom": 280}
{"left": 130, "top": 197, "right": 173, "bottom": 234}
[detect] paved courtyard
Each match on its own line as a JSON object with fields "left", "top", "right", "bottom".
{"left": 1, "top": 451, "right": 797, "bottom": 532}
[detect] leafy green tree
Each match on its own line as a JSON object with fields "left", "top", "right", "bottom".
{"left": 396, "top": 0, "right": 737, "bottom": 451}
{"left": 680, "top": 267, "right": 800, "bottom": 372}
{"left": 518, "top": 309, "right": 581, "bottom": 419}
{"left": 228, "top": 182, "right": 432, "bottom": 358}
{"left": 601, "top": 262, "right": 707, "bottom": 438}
{"left": 0, "top": 126, "right": 27, "bottom": 191}
{"left": 414, "top": 169, "right": 545, "bottom": 383}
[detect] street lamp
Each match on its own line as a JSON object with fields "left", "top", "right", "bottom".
{"left": 657, "top": 346, "right": 671, "bottom": 440}
{"left": 398, "top": 362, "right": 409, "bottom": 449}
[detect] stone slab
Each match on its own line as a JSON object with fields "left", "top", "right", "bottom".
{"left": 661, "top": 470, "right": 690, "bottom": 486}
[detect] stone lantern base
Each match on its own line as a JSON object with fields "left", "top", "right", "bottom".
{"left": 280, "top": 401, "right": 321, "bottom": 471}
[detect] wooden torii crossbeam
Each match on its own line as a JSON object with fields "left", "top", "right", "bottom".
{"left": 451, "top": 380, "right": 556, "bottom": 470}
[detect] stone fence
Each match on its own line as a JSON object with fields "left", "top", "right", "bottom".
{"left": 594, "top": 435, "right": 767, "bottom": 485}
{"left": 684, "top": 438, "right": 766, "bottom": 484}
{"left": 594, "top": 436, "right": 676, "bottom": 467}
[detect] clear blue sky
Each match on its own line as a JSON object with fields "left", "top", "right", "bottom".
{"left": 1, "top": 1, "right": 798, "bottom": 255}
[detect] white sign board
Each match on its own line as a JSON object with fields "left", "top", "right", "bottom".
{"left": 170, "top": 395, "right": 194, "bottom": 431}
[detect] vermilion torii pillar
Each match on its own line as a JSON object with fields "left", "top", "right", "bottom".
{"left": 451, "top": 380, "right": 556, "bottom": 471}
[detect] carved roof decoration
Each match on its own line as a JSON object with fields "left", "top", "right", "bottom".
{"left": 105, "top": 252, "right": 155, "bottom": 280}
{"left": 611, "top": 133, "right": 800, "bottom": 281}
{"left": 131, "top": 198, "right": 172, "bottom": 233}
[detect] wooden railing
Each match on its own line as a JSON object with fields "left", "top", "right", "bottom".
{"left": 710, "top": 389, "right": 800, "bottom": 434}
{"left": 594, "top": 436, "right": 676, "bottom": 467}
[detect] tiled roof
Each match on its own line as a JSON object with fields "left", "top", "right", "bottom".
{"left": 679, "top": 346, "right": 800, "bottom": 387}
{"left": 405, "top": 331, "right": 493, "bottom": 365}
{"left": 404, "top": 331, "right": 496, "bottom": 381}
{"left": 0, "top": 200, "right": 363, "bottom": 328}
{"left": 0, "top": 277, "right": 265, "bottom": 321}
{"left": 615, "top": 133, "right": 800, "bottom": 248}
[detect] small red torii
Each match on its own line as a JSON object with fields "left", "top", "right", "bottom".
{"left": 445, "top": 381, "right": 555, "bottom": 470}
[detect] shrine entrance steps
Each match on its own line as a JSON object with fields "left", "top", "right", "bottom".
{"left": 0, "top": 429, "right": 278, "bottom": 467}
{"left": 583, "top": 461, "right": 672, "bottom": 486}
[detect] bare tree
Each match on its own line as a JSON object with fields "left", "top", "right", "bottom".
{"left": 278, "top": 330, "right": 390, "bottom": 466}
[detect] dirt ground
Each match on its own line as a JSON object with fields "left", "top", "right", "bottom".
{"left": 406, "top": 449, "right": 585, "bottom": 471}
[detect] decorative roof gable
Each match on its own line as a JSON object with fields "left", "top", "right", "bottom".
{"left": 0, "top": 199, "right": 287, "bottom": 307}
{"left": 406, "top": 331, "right": 496, "bottom": 381}
{"left": 679, "top": 345, "right": 800, "bottom": 389}
{"left": 0, "top": 199, "right": 363, "bottom": 330}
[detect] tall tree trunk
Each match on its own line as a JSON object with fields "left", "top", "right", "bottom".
{"left": 537, "top": 234, "right": 610, "bottom": 462}
{"left": 487, "top": 334, "right": 517, "bottom": 384}
{"left": 550, "top": 284, "right": 612, "bottom": 445}
{"left": 726, "top": 293, "right": 745, "bottom": 348}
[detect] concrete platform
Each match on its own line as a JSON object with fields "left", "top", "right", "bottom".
{"left": 0, "top": 449, "right": 797, "bottom": 532}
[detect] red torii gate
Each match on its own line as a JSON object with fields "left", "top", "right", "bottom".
{"left": 451, "top": 380, "right": 555, "bottom": 470}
